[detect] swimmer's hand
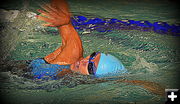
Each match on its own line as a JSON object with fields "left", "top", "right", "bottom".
{"left": 37, "top": 0, "right": 71, "bottom": 27}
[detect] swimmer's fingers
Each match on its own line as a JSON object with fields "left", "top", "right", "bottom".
{"left": 37, "top": 15, "right": 55, "bottom": 24}
{"left": 40, "top": 4, "right": 66, "bottom": 20}
{"left": 37, "top": 10, "right": 61, "bottom": 22}
{"left": 37, "top": 14, "right": 69, "bottom": 27}
{"left": 38, "top": 3, "right": 71, "bottom": 27}
{"left": 37, "top": 9, "right": 51, "bottom": 18}
{"left": 45, "top": 3, "right": 68, "bottom": 16}
{"left": 42, "top": 23, "right": 56, "bottom": 27}
{"left": 41, "top": 4, "right": 60, "bottom": 16}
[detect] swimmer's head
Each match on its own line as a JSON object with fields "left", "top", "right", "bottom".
{"left": 70, "top": 52, "right": 127, "bottom": 76}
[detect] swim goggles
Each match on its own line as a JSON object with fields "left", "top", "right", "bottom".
{"left": 88, "top": 52, "right": 100, "bottom": 75}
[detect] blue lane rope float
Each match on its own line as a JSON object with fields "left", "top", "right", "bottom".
{"left": 71, "top": 16, "right": 180, "bottom": 36}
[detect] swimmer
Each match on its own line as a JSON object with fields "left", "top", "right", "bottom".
{"left": 30, "top": 0, "right": 127, "bottom": 80}
{"left": 26, "top": 0, "right": 166, "bottom": 96}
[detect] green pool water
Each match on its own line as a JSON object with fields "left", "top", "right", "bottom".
{"left": 0, "top": 0, "right": 180, "bottom": 104}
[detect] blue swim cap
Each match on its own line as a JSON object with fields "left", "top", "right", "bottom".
{"left": 95, "top": 53, "right": 127, "bottom": 76}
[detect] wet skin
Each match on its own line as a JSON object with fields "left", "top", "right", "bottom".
{"left": 35, "top": 0, "right": 166, "bottom": 96}
{"left": 70, "top": 53, "right": 101, "bottom": 75}
{"left": 37, "top": 0, "right": 83, "bottom": 65}
{"left": 37, "top": 0, "right": 100, "bottom": 74}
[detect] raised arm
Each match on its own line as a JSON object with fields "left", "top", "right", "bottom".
{"left": 37, "top": 0, "right": 83, "bottom": 65}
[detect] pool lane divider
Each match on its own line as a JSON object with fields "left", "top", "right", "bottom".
{"left": 71, "top": 16, "right": 180, "bottom": 36}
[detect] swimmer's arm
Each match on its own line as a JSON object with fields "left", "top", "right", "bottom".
{"left": 36, "top": 0, "right": 81, "bottom": 46}
{"left": 57, "top": 23, "right": 82, "bottom": 46}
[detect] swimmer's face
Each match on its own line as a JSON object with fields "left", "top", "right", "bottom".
{"left": 70, "top": 52, "right": 101, "bottom": 75}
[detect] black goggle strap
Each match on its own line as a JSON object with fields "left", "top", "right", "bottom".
{"left": 88, "top": 61, "right": 97, "bottom": 75}
{"left": 88, "top": 62, "right": 94, "bottom": 74}
{"left": 89, "top": 52, "right": 96, "bottom": 61}
{"left": 88, "top": 52, "right": 100, "bottom": 75}
{"left": 91, "top": 61, "right": 97, "bottom": 74}
{"left": 89, "top": 52, "right": 100, "bottom": 60}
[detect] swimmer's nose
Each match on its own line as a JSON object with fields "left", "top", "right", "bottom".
{"left": 75, "top": 61, "right": 80, "bottom": 68}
